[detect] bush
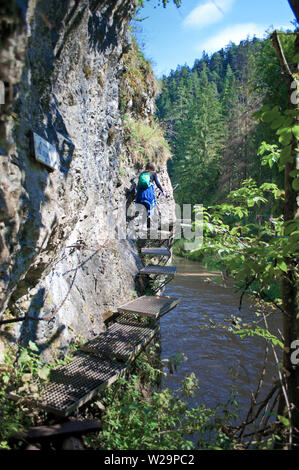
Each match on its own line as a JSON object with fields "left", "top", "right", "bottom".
{"left": 85, "top": 348, "right": 238, "bottom": 450}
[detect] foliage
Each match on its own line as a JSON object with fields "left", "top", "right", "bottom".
{"left": 255, "top": 103, "right": 299, "bottom": 190}
{"left": 0, "top": 343, "right": 47, "bottom": 448}
{"left": 190, "top": 178, "right": 298, "bottom": 308}
{"left": 0, "top": 342, "right": 74, "bottom": 449}
{"left": 86, "top": 348, "right": 238, "bottom": 450}
{"left": 234, "top": 325, "right": 283, "bottom": 349}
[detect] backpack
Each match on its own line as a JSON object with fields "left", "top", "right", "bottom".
{"left": 138, "top": 172, "right": 151, "bottom": 189}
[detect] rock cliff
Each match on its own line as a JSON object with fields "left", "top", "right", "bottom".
{"left": 0, "top": 0, "right": 175, "bottom": 361}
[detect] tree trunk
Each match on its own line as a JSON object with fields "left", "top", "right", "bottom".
{"left": 288, "top": 0, "right": 299, "bottom": 23}
{"left": 271, "top": 27, "right": 299, "bottom": 448}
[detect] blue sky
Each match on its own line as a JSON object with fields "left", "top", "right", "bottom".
{"left": 134, "top": 0, "right": 296, "bottom": 77}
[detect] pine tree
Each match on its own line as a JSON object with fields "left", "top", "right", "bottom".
{"left": 172, "top": 64, "right": 224, "bottom": 206}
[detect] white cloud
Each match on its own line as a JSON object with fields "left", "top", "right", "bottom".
{"left": 183, "top": 0, "right": 235, "bottom": 30}
{"left": 197, "top": 23, "right": 268, "bottom": 53}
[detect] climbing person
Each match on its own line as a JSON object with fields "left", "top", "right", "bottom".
{"left": 135, "top": 162, "right": 165, "bottom": 227}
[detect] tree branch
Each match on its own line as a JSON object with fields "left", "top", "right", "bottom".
{"left": 0, "top": 316, "right": 45, "bottom": 325}
{"left": 270, "top": 30, "right": 296, "bottom": 87}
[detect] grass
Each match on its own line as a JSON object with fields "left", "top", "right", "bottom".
{"left": 123, "top": 114, "right": 171, "bottom": 167}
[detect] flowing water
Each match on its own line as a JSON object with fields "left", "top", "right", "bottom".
{"left": 161, "top": 257, "right": 282, "bottom": 419}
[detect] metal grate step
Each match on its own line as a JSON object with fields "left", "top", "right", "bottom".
{"left": 169, "top": 219, "right": 191, "bottom": 226}
{"left": 139, "top": 265, "right": 177, "bottom": 276}
{"left": 141, "top": 247, "right": 171, "bottom": 257}
{"left": 138, "top": 229, "right": 173, "bottom": 240}
{"left": 177, "top": 219, "right": 192, "bottom": 224}
{"left": 80, "top": 322, "right": 158, "bottom": 362}
{"left": 117, "top": 295, "right": 181, "bottom": 319}
{"left": 38, "top": 355, "right": 126, "bottom": 416}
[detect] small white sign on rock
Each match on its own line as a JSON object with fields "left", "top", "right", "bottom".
{"left": 33, "top": 132, "right": 59, "bottom": 170}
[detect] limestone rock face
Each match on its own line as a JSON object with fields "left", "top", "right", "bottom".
{"left": 0, "top": 0, "right": 175, "bottom": 360}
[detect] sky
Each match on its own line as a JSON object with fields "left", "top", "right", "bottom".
{"left": 134, "top": 0, "right": 297, "bottom": 77}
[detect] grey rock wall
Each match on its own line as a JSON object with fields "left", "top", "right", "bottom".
{"left": 0, "top": 0, "right": 175, "bottom": 361}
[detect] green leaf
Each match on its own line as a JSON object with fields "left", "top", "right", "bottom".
{"left": 279, "top": 145, "right": 293, "bottom": 165}
{"left": 292, "top": 178, "right": 299, "bottom": 191}
{"left": 277, "top": 260, "right": 288, "bottom": 273}
{"left": 234, "top": 326, "right": 283, "bottom": 348}
{"left": 18, "top": 350, "right": 31, "bottom": 364}
{"left": 262, "top": 109, "right": 280, "bottom": 123}
{"left": 289, "top": 230, "right": 299, "bottom": 243}
{"left": 257, "top": 141, "right": 278, "bottom": 156}
{"left": 28, "top": 340, "right": 39, "bottom": 352}
{"left": 285, "top": 109, "right": 299, "bottom": 118}
{"left": 21, "top": 373, "right": 32, "bottom": 383}
{"left": 277, "top": 121, "right": 293, "bottom": 135}
{"left": 284, "top": 221, "right": 299, "bottom": 235}
{"left": 260, "top": 104, "right": 271, "bottom": 113}
{"left": 290, "top": 169, "right": 299, "bottom": 178}
{"left": 292, "top": 125, "right": 299, "bottom": 139}
{"left": 270, "top": 116, "right": 284, "bottom": 130}
{"left": 278, "top": 132, "right": 293, "bottom": 146}
{"left": 276, "top": 117, "right": 293, "bottom": 131}
{"left": 37, "top": 366, "right": 50, "bottom": 381}
{"left": 252, "top": 110, "right": 262, "bottom": 121}
{"left": 277, "top": 415, "right": 291, "bottom": 428}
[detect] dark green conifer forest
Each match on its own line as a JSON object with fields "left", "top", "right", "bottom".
{"left": 156, "top": 36, "right": 294, "bottom": 210}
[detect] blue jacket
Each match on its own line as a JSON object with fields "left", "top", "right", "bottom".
{"left": 135, "top": 172, "right": 163, "bottom": 209}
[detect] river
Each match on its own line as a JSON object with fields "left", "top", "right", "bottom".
{"left": 161, "top": 257, "right": 282, "bottom": 420}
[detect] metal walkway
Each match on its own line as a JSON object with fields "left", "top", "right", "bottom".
{"left": 139, "top": 265, "right": 177, "bottom": 277}
{"left": 176, "top": 219, "right": 191, "bottom": 224}
{"left": 32, "top": 218, "right": 180, "bottom": 417}
{"left": 80, "top": 322, "right": 158, "bottom": 362}
{"left": 37, "top": 322, "right": 159, "bottom": 416}
{"left": 141, "top": 247, "right": 171, "bottom": 257}
{"left": 138, "top": 229, "right": 174, "bottom": 240}
{"left": 38, "top": 355, "right": 126, "bottom": 416}
{"left": 117, "top": 295, "right": 180, "bottom": 319}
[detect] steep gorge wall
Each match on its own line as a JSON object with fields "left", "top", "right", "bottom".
{"left": 0, "top": 0, "right": 175, "bottom": 361}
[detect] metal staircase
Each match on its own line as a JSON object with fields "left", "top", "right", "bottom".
{"left": 34, "top": 222, "right": 180, "bottom": 416}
